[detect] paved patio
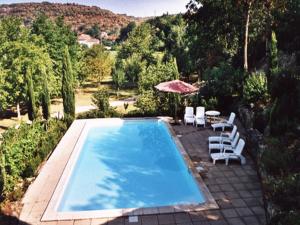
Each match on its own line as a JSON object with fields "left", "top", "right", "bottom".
{"left": 17, "top": 119, "right": 266, "bottom": 225}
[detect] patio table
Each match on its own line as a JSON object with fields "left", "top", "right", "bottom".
{"left": 205, "top": 110, "right": 220, "bottom": 123}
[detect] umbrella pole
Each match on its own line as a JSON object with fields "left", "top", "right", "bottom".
{"left": 174, "top": 93, "right": 179, "bottom": 124}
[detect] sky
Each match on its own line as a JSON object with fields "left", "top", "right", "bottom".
{"left": 0, "top": 0, "right": 190, "bottom": 17}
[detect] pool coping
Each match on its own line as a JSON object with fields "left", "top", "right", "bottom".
{"left": 40, "top": 118, "right": 218, "bottom": 221}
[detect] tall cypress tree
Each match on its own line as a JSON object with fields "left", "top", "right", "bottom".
{"left": 26, "top": 67, "right": 37, "bottom": 121}
{"left": 270, "top": 30, "right": 278, "bottom": 77}
{"left": 62, "top": 45, "right": 75, "bottom": 122}
{"left": 41, "top": 67, "right": 51, "bottom": 120}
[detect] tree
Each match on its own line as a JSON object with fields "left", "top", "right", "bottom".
{"left": 116, "top": 21, "right": 136, "bottom": 43}
{"left": 269, "top": 31, "right": 278, "bottom": 77}
{"left": 41, "top": 68, "right": 51, "bottom": 120}
{"left": 31, "top": 14, "right": 82, "bottom": 96}
{"left": 86, "top": 24, "right": 101, "bottom": 39}
{"left": 25, "top": 68, "right": 37, "bottom": 121}
{"left": 0, "top": 18, "right": 54, "bottom": 120}
{"left": 83, "top": 45, "right": 113, "bottom": 86}
{"left": 62, "top": 46, "right": 75, "bottom": 121}
{"left": 112, "top": 66, "right": 125, "bottom": 96}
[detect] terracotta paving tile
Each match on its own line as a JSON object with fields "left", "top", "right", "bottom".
{"left": 221, "top": 209, "right": 238, "bottom": 219}
{"left": 91, "top": 218, "right": 108, "bottom": 225}
{"left": 242, "top": 216, "right": 260, "bottom": 225}
{"left": 250, "top": 206, "right": 265, "bottom": 216}
{"left": 141, "top": 215, "right": 158, "bottom": 225}
{"left": 230, "top": 199, "right": 247, "bottom": 208}
{"left": 56, "top": 220, "right": 74, "bottom": 225}
{"left": 157, "top": 214, "right": 175, "bottom": 224}
{"left": 174, "top": 212, "right": 191, "bottom": 223}
{"left": 74, "top": 219, "right": 91, "bottom": 225}
{"left": 41, "top": 221, "right": 58, "bottom": 225}
{"left": 189, "top": 211, "right": 207, "bottom": 222}
{"left": 235, "top": 207, "right": 254, "bottom": 217}
{"left": 107, "top": 217, "right": 124, "bottom": 225}
{"left": 226, "top": 217, "right": 246, "bottom": 225}
{"left": 209, "top": 220, "right": 229, "bottom": 225}
{"left": 205, "top": 210, "right": 223, "bottom": 221}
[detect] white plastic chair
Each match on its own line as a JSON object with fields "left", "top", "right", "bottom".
{"left": 210, "top": 139, "right": 246, "bottom": 166}
{"left": 208, "top": 125, "right": 237, "bottom": 144}
{"left": 195, "top": 106, "right": 206, "bottom": 127}
{"left": 209, "top": 132, "right": 240, "bottom": 154}
{"left": 211, "top": 112, "right": 236, "bottom": 131}
{"left": 184, "top": 107, "right": 195, "bottom": 125}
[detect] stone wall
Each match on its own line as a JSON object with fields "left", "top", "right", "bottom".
{"left": 237, "top": 105, "right": 276, "bottom": 224}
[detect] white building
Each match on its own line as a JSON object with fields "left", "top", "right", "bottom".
{"left": 78, "top": 34, "right": 100, "bottom": 48}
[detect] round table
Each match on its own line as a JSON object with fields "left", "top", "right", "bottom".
{"left": 205, "top": 110, "right": 220, "bottom": 123}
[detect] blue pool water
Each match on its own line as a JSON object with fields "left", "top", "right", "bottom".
{"left": 58, "top": 120, "right": 205, "bottom": 212}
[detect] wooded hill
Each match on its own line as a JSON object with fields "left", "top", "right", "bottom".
{"left": 0, "top": 2, "right": 142, "bottom": 34}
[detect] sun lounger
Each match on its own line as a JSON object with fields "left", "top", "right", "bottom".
{"left": 208, "top": 125, "right": 237, "bottom": 144}
{"left": 211, "top": 112, "right": 236, "bottom": 131}
{"left": 210, "top": 139, "right": 246, "bottom": 165}
{"left": 209, "top": 132, "right": 239, "bottom": 154}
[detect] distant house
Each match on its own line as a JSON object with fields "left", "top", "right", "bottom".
{"left": 78, "top": 34, "right": 99, "bottom": 48}
{"left": 100, "top": 31, "right": 108, "bottom": 39}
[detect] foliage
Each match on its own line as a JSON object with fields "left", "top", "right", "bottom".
{"left": 200, "top": 62, "right": 242, "bottom": 110}
{"left": 76, "top": 108, "right": 121, "bottom": 119}
{"left": 86, "top": 24, "right": 100, "bottom": 39}
{"left": 261, "top": 134, "right": 300, "bottom": 225}
{"left": 91, "top": 88, "right": 118, "bottom": 118}
{"left": 147, "top": 15, "right": 191, "bottom": 75}
{"left": 116, "top": 21, "right": 136, "bottom": 43}
{"left": 270, "top": 31, "right": 279, "bottom": 77}
{"left": 138, "top": 59, "right": 179, "bottom": 92}
{"left": 0, "top": 17, "right": 55, "bottom": 115}
{"left": 25, "top": 68, "right": 37, "bottom": 121}
{"left": 83, "top": 45, "right": 113, "bottom": 85}
{"left": 124, "top": 54, "right": 147, "bottom": 83}
{"left": 62, "top": 46, "right": 75, "bottom": 122}
{"left": 0, "top": 120, "right": 67, "bottom": 199}
{"left": 31, "top": 14, "right": 82, "bottom": 95}
{"left": 41, "top": 70, "right": 51, "bottom": 120}
{"left": 112, "top": 66, "right": 125, "bottom": 93}
{"left": 199, "top": 97, "right": 218, "bottom": 111}
{"left": 268, "top": 70, "right": 300, "bottom": 136}
{"left": 243, "top": 72, "right": 268, "bottom": 104}
{"left": 135, "top": 91, "right": 158, "bottom": 115}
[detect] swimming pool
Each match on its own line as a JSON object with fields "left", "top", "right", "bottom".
{"left": 43, "top": 118, "right": 217, "bottom": 220}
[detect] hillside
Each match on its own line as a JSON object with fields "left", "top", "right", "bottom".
{"left": 0, "top": 2, "right": 143, "bottom": 37}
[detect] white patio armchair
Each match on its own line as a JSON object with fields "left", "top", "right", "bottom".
{"left": 210, "top": 139, "right": 246, "bottom": 166}
{"left": 184, "top": 107, "right": 195, "bottom": 125}
{"left": 211, "top": 112, "right": 236, "bottom": 131}
{"left": 195, "top": 106, "right": 206, "bottom": 127}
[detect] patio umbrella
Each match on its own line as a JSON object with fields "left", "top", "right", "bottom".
{"left": 155, "top": 79, "right": 198, "bottom": 94}
{"left": 155, "top": 80, "right": 198, "bottom": 122}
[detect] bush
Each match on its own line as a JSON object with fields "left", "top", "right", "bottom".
{"left": 135, "top": 91, "right": 158, "bottom": 115}
{"left": 269, "top": 70, "right": 300, "bottom": 135}
{"left": 199, "top": 97, "right": 218, "bottom": 110}
{"left": 243, "top": 72, "right": 268, "bottom": 104}
{"left": 0, "top": 120, "right": 67, "bottom": 200}
{"left": 201, "top": 62, "right": 242, "bottom": 110}
{"left": 76, "top": 108, "right": 121, "bottom": 119}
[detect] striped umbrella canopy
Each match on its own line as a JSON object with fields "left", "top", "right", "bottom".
{"left": 155, "top": 80, "right": 198, "bottom": 94}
